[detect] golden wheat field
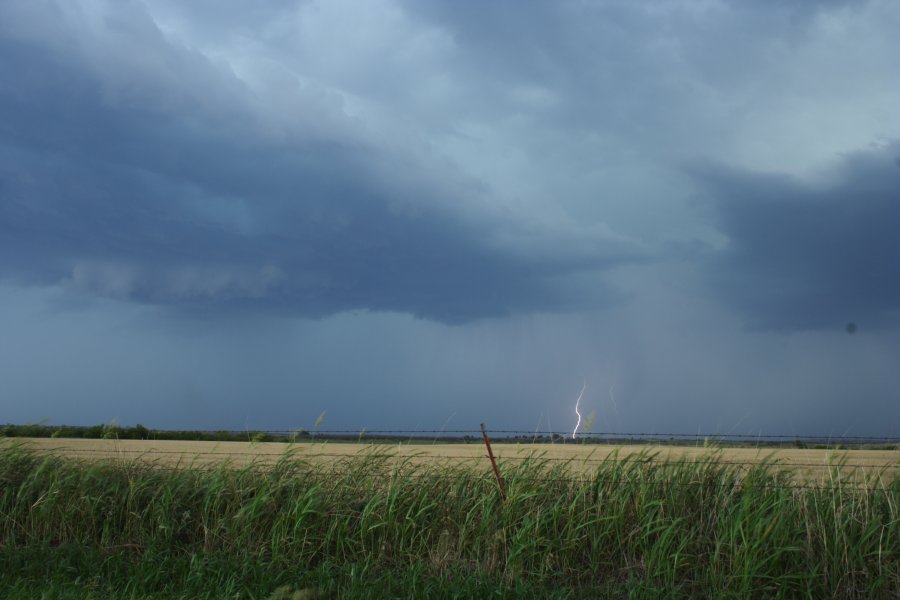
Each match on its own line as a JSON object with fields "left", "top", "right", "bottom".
{"left": 5, "top": 437, "right": 899, "bottom": 483}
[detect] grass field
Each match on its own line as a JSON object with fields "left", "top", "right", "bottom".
{"left": 2, "top": 438, "right": 898, "bottom": 598}
{"left": 8, "top": 437, "right": 899, "bottom": 481}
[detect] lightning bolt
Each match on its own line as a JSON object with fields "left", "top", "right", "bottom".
{"left": 572, "top": 379, "right": 586, "bottom": 439}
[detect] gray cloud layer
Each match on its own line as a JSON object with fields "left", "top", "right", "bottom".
{"left": 696, "top": 142, "right": 900, "bottom": 331}
{"left": 2, "top": 0, "right": 899, "bottom": 435}
{"left": 0, "top": 0, "right": 640, "bottom": 323}
{"left": 3, "top": 0, "right": 899, "bottom": 329}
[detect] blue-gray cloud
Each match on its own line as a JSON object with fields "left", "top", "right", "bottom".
{"left": 0, "top": 1, "right": 640, "bottom": 323}
{"left": 2, "top": 0, "right": 900, "bottom": 437}
{"left": 695, "top": 142, "right": 900, "bottom": 331}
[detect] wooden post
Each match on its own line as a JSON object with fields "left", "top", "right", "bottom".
{"left": 480, "top": 423, "right": 507, "bottom": 501}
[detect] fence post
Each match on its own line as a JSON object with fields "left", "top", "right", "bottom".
{"left": 480, "top": 423, "right": 507, "bottom": 501}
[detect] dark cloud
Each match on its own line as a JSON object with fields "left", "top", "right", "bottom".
{"left": 1, "top": 0, "right": 899, "bottom": 436}
{"left": 695, "top": 142, "right": 900, "bottom": 331}
{"left": 0, "top": 1, "right": 638, "bottom": 323}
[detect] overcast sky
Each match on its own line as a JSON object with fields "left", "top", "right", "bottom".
{"left": 1, "top": 0, "right": 898, "bottom": 437}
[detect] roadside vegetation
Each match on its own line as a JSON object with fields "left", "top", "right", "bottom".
{"left": 1, "top": 441, "right": 897, "bottom": 598}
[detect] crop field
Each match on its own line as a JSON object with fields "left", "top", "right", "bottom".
{"left": 5, "top": 437, "right": 900, "bottom": 482}
{"left": 1, "top": 437, "right": 898, "bottom": 598}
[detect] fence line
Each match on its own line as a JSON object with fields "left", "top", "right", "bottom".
{"left": 139, "top": 428, "right": 900, "bottom": 442}
{"left": 5, "top": 423, "right": 900, "bottom": 443}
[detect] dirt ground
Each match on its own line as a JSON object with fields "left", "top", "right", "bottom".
{"left": 5, "top": 437, "right": 899, "bottom": 483}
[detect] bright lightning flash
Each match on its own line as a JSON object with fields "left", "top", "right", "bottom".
{"left": 572, "top": 379, "right": 587, "bottom": 439}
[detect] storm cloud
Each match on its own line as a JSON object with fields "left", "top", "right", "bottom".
{"left": 1, "top": 0, "right": 899, "bottom": 435}
{"left": 696, "top": 142, "right": 900, "bottom": 331}
{"left": 0, "top": 0, "right": 639, "bottom": 322}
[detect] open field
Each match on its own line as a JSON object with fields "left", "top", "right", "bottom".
{"left": 6, "top": 437, "right": 899, "bottom": 483}
{"left": 2, "top": 439, "right": 898, "bottom": 598}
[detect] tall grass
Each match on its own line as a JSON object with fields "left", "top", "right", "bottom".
{"left": 1, "top": 443, "right": 897, "bottom": 598}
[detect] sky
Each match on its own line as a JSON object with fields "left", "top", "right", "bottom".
{"left": 1, "top": 0, "right": 898, "bottom": 437}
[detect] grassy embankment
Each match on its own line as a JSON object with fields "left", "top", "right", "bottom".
{"left": 1, "top": 442, "right": 898, "bottom": 599}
